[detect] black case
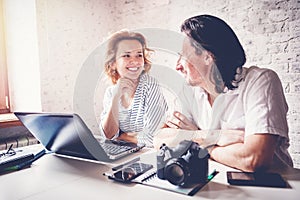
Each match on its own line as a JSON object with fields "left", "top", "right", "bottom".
{"left": 227, "top": 171, "right": 287, "bottom": 188}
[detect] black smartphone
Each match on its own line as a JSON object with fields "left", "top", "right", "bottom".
{"left": 227, "top": 171, "right": 287, "bottom": 188}
{"left": 110, "top": 162, "right": 153, "bottom": 183}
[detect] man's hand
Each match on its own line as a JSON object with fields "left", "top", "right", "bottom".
{"left": 165, "top": 111, "right": 198, "bottom": 130}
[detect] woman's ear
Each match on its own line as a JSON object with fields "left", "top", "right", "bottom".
{"left": 111, "top": 62, "right": 117, "bottom": 71}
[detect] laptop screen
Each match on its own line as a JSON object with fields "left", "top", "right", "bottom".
{"left": 14, "top": 112, "right": 106, "bottom": 160}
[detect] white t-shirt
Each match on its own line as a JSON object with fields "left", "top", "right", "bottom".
{"left": 179, "top": 66, "right": 293, "bottom": 168}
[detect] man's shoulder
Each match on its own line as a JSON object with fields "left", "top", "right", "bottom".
{"left": 236, "top": 66, "right": 284, "bottom": 98}
{"left": 244, "top": 66, "right": 279, "bottom": 80}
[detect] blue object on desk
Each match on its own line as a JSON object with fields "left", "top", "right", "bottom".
{"left": 15, "top": 149, "right": 46, "bottom": 169}
{"left": 0, "top": 149, "right": 46, "bottom": 173}
{"left": 0, "top": 153, "right": 34, "bottom": 172}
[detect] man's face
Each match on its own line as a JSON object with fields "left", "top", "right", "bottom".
{"left": 176, "top": 37, "right": 212, "bottom": 88}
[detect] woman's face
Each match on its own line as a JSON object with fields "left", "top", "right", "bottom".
{"left": 113, "top": 39, "right": 145, "bottom": 81}
{"left": 176, "top": 37, "right": 212, "bottom": 88}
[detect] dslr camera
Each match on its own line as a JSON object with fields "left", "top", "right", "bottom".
{"left": 157, "top": 140, "right": 209, "bottom": 187}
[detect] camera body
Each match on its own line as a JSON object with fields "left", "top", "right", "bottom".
{"left": 157, "top": 140, "right": 209, "bottom": 187}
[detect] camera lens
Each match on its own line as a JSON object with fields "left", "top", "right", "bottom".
{"left": 165, "top": 158, "right": 189, "bottom": 186}
{"left": 166, "top": 164, "right": 184, "bottom": 184}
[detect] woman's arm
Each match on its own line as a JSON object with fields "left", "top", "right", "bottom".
{"left": 101, "top": 78, "right": 138, "bottom": 139}
{"left": 210, "top": 133, "right": 278, "bottom": 172}
{"left": 101, "top": 92, "right": 121, "bottom": 139}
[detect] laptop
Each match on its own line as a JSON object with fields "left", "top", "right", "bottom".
{"left": 14, "top": 112, "right": 145, "bottom": 162}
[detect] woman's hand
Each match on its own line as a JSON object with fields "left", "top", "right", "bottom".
{"left": 113, "top": 78, "right": 137, "bottom": 107}
{"left": 117, "top": 132, "right": 138, "bottom": 144}
{"left": 114, "top": 78, "right": 136, "bottom": 97}
{"left": 165, "top": 111, "right": 198, "bottom": 130}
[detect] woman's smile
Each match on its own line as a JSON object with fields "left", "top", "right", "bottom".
{"left": 126, "top": 66, "right": 141, "bottom": 72}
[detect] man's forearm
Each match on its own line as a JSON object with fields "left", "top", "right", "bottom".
{"left": 210, "top": 143, "right": 254, "bottom": 171}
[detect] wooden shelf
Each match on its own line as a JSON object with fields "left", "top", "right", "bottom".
{"left": 0, "top": 113, "right": 22, "bottom": 128}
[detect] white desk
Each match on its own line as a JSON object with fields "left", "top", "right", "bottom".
{"left": 0, "top": 146, "right": 299, "bottom": 200}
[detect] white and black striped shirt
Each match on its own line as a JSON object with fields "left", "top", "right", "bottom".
{"left": 101, "top": 74, "right": 168, "bottom": 147}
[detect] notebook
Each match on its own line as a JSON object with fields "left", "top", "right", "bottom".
{"left": 133, "top": 168, "right": 218, "bottom": 196}
{"left": 14, "top": 112, "right": 145, "bottom": 162}
{"left": 103, "top": 164, "right": 217, "bottom": 196}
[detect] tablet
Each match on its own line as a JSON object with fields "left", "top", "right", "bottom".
{"left": 109, "top": 162, "right": 153, "bottom": 183}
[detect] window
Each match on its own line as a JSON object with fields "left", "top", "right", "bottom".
{"left": 0, "top": 0, "right": 10, "bottom": 114}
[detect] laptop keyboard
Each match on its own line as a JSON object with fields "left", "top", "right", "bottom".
{"left": 102, "top": 142, "right": 132, "bottom": 155}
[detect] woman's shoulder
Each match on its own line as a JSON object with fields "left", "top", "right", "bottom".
{"left": 105, "top": 84, "right": 115, "bottom": 91}
{"left": 139, "top": 73, "right": 160, "bottom": 85}
{"left": 104, "top": 85, "right": 116, "bottom": 95}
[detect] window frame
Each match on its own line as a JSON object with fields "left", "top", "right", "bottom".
{"left": 0, "top": 0, "right": 10, "bottom": 114}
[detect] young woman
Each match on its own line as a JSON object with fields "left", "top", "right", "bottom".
{"left": 100, "top": 30, "right": 167, "bottom": 147}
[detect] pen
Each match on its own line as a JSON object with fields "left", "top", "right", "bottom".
{"left": 6, "top": 144, "right": 13, "bottom": 153}
{"left": 207, "top": 169, "right": 218, "bottom": 181}
{"left": 112, "top": 157, "right": 140, "bottom": 171}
